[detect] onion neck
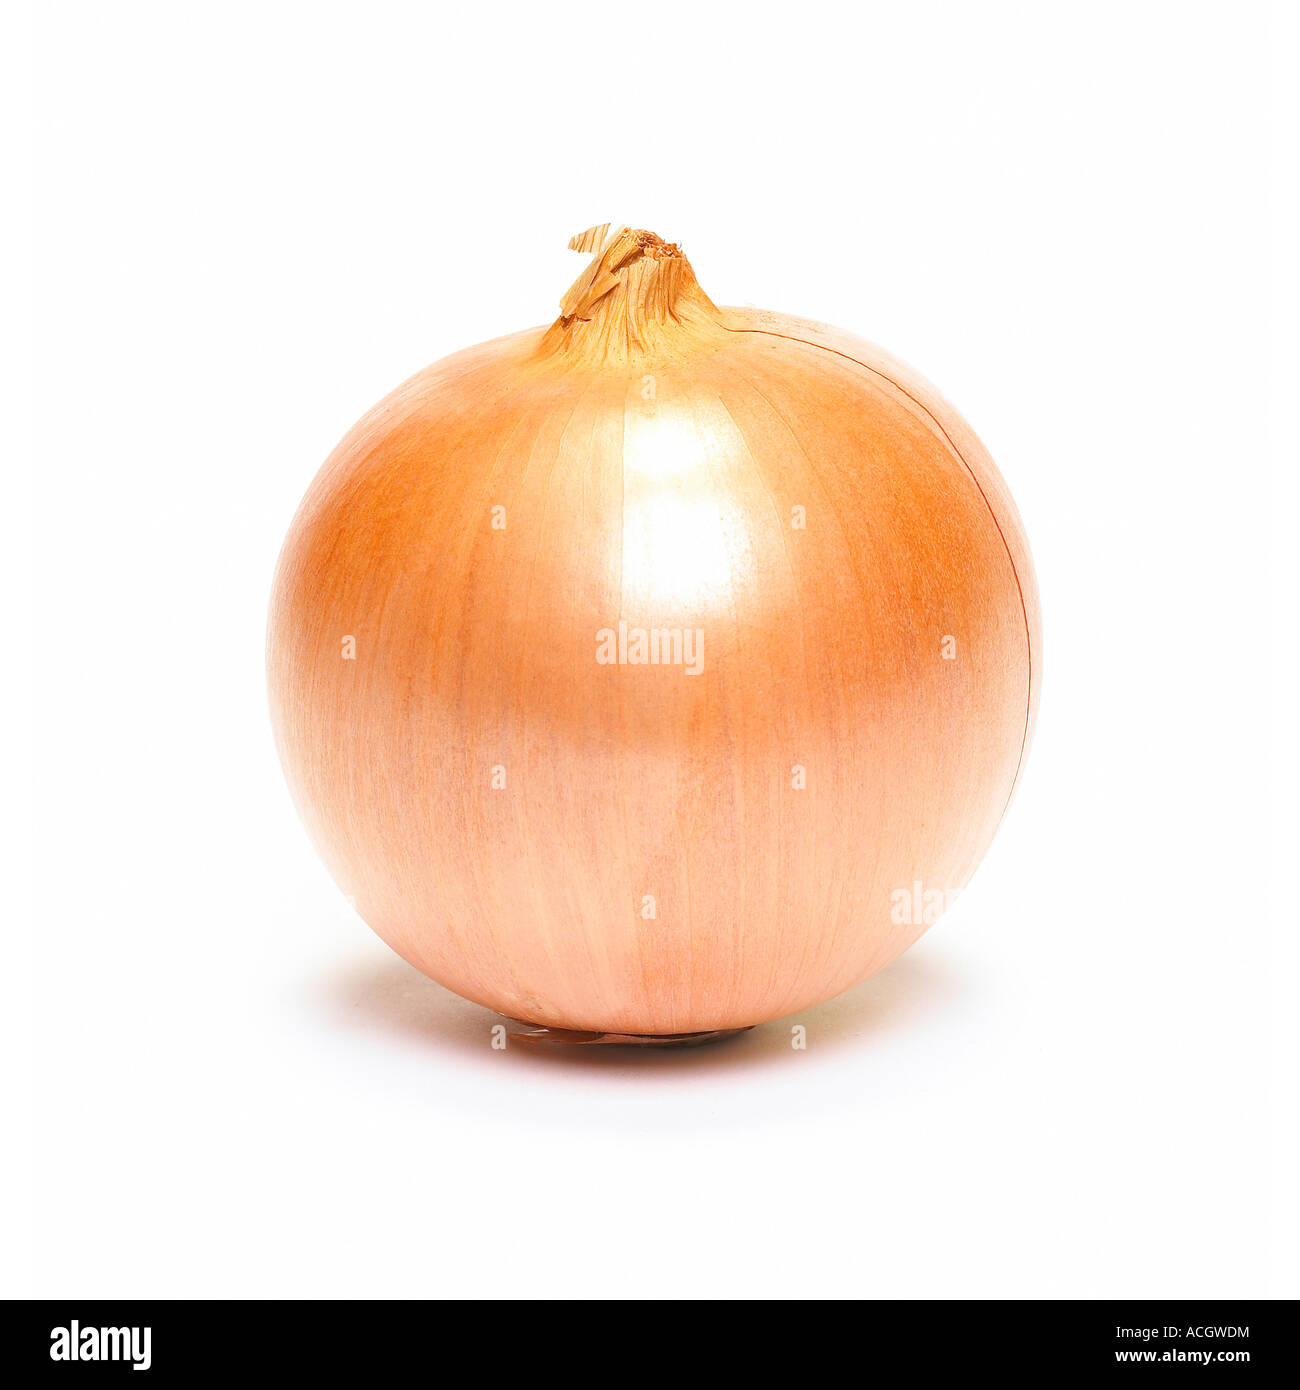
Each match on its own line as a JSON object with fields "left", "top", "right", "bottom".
{"left": 539, "top": 225, "right": 725, "bottom": 366}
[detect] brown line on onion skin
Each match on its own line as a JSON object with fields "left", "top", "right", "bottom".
{"left": 722, "top": 321, "right": 1037, "bottom": 826}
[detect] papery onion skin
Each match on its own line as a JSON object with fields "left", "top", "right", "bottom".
{"left": 268, "top": 228, "right": 1039, "bottom": 1035}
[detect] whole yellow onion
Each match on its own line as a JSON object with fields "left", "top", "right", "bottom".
{"left": 268, "top": 225, "right": 1039, "bottom": 1040}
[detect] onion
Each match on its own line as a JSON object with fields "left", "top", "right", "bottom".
{"left": 268, "top": 225, "right": 1040, "bottom": 1039}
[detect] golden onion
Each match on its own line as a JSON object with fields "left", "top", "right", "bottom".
{"left": 268, "top": 225, "right": 1040, "bottom": 1040}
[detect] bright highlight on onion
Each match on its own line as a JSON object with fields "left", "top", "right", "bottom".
{"left": 268, "top": 224, "right": 1040, "bottom": 1041}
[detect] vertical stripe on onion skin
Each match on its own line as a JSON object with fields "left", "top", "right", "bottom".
{"left": 267, "top": 226, "right": 1038, "bottom": 1038}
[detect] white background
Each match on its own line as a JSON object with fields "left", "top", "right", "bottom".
{"left": 12, "top": 1, "right": 1297, "bottom": 1298}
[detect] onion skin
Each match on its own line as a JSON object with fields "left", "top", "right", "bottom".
{"left": 268, "top": 229, "right": 1039, "bottom": 1035}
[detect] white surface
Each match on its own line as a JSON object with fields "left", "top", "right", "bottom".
{"left": 16, "top": 1, "right": 1296, "bottom": 1298}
